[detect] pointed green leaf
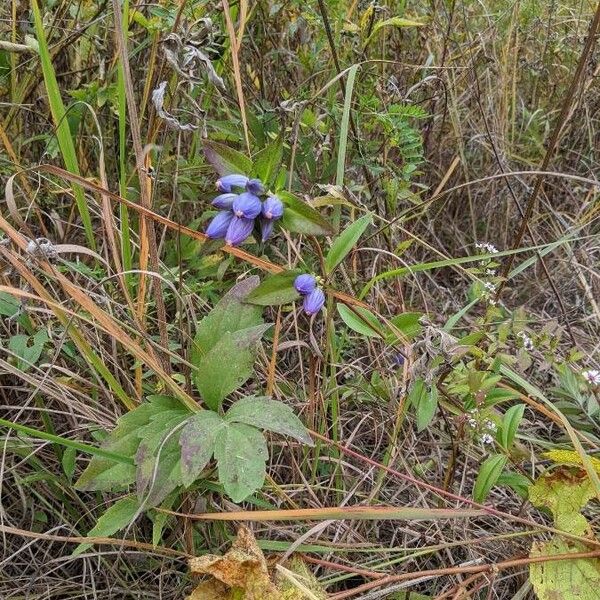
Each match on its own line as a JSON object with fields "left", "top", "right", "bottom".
{"left": 214, "top": 422, "right": 268, "bottom": 502}
{"left": 336, "top": 304, "right": 383, "bottom": 338}
{"left": 325, "top": 214, "right": 372, "bottom": 274}
{"left": 179, "top": 411, "right": 225, "bottom": 487}
{"left": 416, "top": 385, "right": 438, "bottom": 432}
{"left": 135, "top": 409, "right": 189, "bottom": 507}
{"left": 203, "top": 140, "right": 252, "bottom": 176}
{"left": 386, "top": 312, "right": 424, "bottom": 341}
{"left": 246, "top": 271, "right": 301, "bottom": 306}
{"left": 498, "top": 404, "right": 525, "bottom": 449}
{"left": 279, "top": 191, "right": 334, "bottom": 236}
{"left": 365, "top": 16, "right": 424, "bottom": 46}
{"left": 192, "top": 277, "right": 263, "bottom": 360}
{"left": 253, "top": 138, "right": 283, "bottom": 185}
{"left": 473, "top": 454, "right": 507, "bottom": 503}
{"left": 225, "top": 396, "right": 313, "bottom": 446}
{"left": 75, "top": 397, "right": 182, "bottom": 492}
{"left": 73, "top": 495, "right": 140, "bottom": 556}
{"left": 193, "top": 323, "right": 272, "bottom": 411}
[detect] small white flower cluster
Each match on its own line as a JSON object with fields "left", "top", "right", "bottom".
{"left": 582, "top": 370, "right": 600, "bottom": 386}
{"left": 475, "top": 242, "right": 499, "bottom": 255}
{"left": 466, "top": 411, "right": 497, "bottom": 445}
{"left": 517, "top": 331, "right": 534, "bottom": 351}
{"left": 482, "top": 281, "right": 497, "bottom": 306}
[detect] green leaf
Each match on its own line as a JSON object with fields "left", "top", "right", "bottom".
{"left": 496, "top": 471, "right": 530, "bottom": 498}
{"left": 386, "top": 312, "right": 423, "bottom": 341}
{"left": 246, "top": 271, "right": 301, "bottom": 306}
{"left": 193, "top": 324, "right": 272, "bottom": 411}
{"left": 498, "top": 404, "right": 525, "bottom": 449}
{"left": 336, "top": 304, "right": 383, "bottom": 338}
{"left": 31, "top": 0, "right": 94, "bottom": 249}
{"left": 203, "top": 140, "right": 252, "bottom": 176}
{"left": 62, "top": 446, "right": 76, "bottom": 482}
{"left": 8, "top": 330, "right": 48, "bottom": 371}
{"left": 179, "top": 411, "right": 225, "bottom": 487}
{"left": 192, "top": 277, "right": 263, "bottom": 360}
{"left": 530, "top": 537, "right": 600, "bottom": 600}
{"left": 473, "top": 454, "right": 507, "bottom": 503}
{"left": 279, "top": 191, "right": 334, "bottom": 236}
{"left": 324, "top": 214, "right": 372, "bottom": 274}
{"left": 73, "top": 495, "right": 140, "bottom": 556}
{"left": 135, "top": 407, "right": 189, "bottom": 507}
{"left": 253, "top": 138, "right": 283, "bottom": 185}
{"left": 416, "top": 385, "right": 438, "bottom": 433}
{"left": 75, "top": 396, "right": 181, "bottom": 492}
{"left": 0, "top": 291, "right": 20, "bottom": 317}
{"left": 214, "top": 422, "right": 268, "bottom": 502}
{"left": 225, "top": 396, "right": 313, "bottom": 446}
{"left": 364, "top": 16, "right": 424, "bottom": 46}
{"left": 407, "top": 378, "right": 426, "bottom": 410}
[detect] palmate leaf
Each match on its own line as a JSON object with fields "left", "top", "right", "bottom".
{"left": 135, "top": 408, "right": 190, "bottom": 507}
{"left": 192, "top": 277, "right": 263, "bottom": 359}
{"left": 193, "top": 324, "right": 272, "bottom": 411}
{"left": 226, "top": 396, "right": 313, "bottom": 446}
{"left": 179, "top": 411, "right": 225, "bottom": 487}
{"left": 214, "top": 422, "right": 268, "bottom": 503}
{"left": 75, "top": 396, "right": 182, "bottom": 492}
{"left": 73, "top": 494, "right": 140, "bottom": 556}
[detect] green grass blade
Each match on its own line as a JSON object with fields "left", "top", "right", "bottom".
{"left": 31, "top": 0, "right": 95, "bottom": 250}
{"left": 0, "top": 417, "right": 133, "bottom": 465}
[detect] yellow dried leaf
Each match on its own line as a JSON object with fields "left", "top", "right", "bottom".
{"left": 543, "top": 450, "right": 600, "bottom": 475}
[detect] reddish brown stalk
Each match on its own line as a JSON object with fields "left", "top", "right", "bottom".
{"left": 329, "top": 549, "right": 600, "bottom": 599}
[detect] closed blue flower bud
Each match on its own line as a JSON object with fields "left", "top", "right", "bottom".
{"left": 246, "top": 178, "right": 265, "bottom": 195}
{"left": 233, "top": 192, "right": 262, "bottom": 219}
{"left": 205, "top": 210, "right": 233, "bottom": 239}
{"left": 225, "top": 216, "right": 254, "bottom": 246}
{"left": 303, "top": 287, "right": 325, "bottom": 315}
{"left": 216, "top": 173, "right": 249, "bottom": 193}
{"left": 259, "top": 217, "right": 275, "bottom": 242}
{"left": 212, "top": 193, "right": 236, "bottom": 210}
{"left": 294, "top": 274, "right": 317, "bottom": 295}
{"left": 261, "top": 195, "right": 284, "bottom": 220}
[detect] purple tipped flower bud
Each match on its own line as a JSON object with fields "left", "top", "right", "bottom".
{"left": 216, "top": 174, "right": 249, "bottom": 193}
{"left": 294, "top": 274, "right": 317, "bottom": 295}
{"left": 212, "top": 193, "right": 236, "bottom": 210}
{"left": 246, "top": 178, "right": 265, "bottom": 195}
{"left": 205, "top": 210, "right": 233, "bottom": 239}
{"left": 261, "top": 195, "right": 284, "bottom": 220}
{"left": 232, "top": 192, "right": 262, "bottom": 219}
{"left": 303, "top": 287, "right": 325, "bottom": 316}
{"left": 259, "top": 217, "right": 275, "bottom": 242}
{"left": 225, "top": 216, "right": 254, "bottom": 246}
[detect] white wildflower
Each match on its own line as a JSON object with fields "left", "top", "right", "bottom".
{"left": 485, "top": 269, "right": 496, "bottom": 277}
{"left": 517, "top": 331, "right": 534, "bottom": 351}
{"left": 484, "top": 419, "right": 497, "bottom": 431}
{"left": 582, "top": 370, "right": 600, "bottom": 386}
{"left": 475, "top": 242, "right": 499, "bottom": 254}
{"left": 468, "top": 418, "right": 478, "bottom": 428}
{"left": 479, "top": 433, "right": 494, "bottom": 445}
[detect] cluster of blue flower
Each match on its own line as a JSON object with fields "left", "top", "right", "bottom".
{"left": 294, "top": 274, "right": 325, "bottom": 315}
{"left": 205, "top": 174, "right": 284, "bottom": 246}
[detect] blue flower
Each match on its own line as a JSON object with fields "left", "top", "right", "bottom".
{"left": 261, "top": 195, "right": 284, "bottom": 220}
{"left": 246, "top": 178, "right": 265, "bottom": 195}
{"left": 216, "top": 174, "right": 249, "bottom": 193}
{"left": 294, "top": 274, "right": 317, "bottom": 295}
{"left": 259, "top": 218, "right": 275, "bottom": 242}
{"left": 205, "top": 210, "right": 233, "bottom": 239}
{"left": 233, "top": 192, "right": 262, "bottom": 219}
{"left": 212, "top": 193, "right": 237, "bottom": 210}
{"left": 303, "top": 287, "right": 325, "bottom": 315}
{"left": 225, "top": 216, "right": 254, "bottom": 246}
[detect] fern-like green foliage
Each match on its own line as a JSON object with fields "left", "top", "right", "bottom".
{"left": 375, "top": 103, "right": 428, "bottom": 181}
